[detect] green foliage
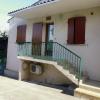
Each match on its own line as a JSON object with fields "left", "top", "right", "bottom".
{"left": 0, "top": 31, "right": 8, "bottom": 38}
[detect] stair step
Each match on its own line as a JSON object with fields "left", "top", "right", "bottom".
{"left": 56, "top": 65, "right": 78, "bottom": 85}
{"left": 75, "top": 88, "right": 100, "bottom": 99}
{"left": 80, "top": 83, "right": 100, "bottom": 93}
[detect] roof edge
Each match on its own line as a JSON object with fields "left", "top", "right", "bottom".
{"left": 8, "top": 0, "right": 57, "bottom": 15}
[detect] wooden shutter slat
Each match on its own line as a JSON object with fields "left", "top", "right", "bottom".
{"left": 17, "top": 26, "right": 21, "bottom": 43}
{"left": 75, "top": 17, "right": 86, "bottom": 44}
{"left": 21, "top": 25, "right": 26, "bottom": 42}
{"left": 67, "top": 18, "right": 75, "bottom": 44}
{"left": 16, "top": 25, "right": 26, "bottom": 43}
{"left": 32, "top": 23, "right": 43, "bottom": 55}
{"left": 32, "top": 23, "right": 43, "bottom": 44}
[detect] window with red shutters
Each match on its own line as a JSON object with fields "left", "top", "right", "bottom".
{"left": 67, "top": 17, "right": 86, "bottom": 44}
{"left": 16, "top": 25, "right": 26, "bottom": 43}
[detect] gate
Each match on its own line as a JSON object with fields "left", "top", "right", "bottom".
{"left": 0, "top": 37, "right": 8, "bottom": 75}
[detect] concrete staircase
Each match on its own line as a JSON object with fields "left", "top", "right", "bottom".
{"left": 17, "top": 42, "right": 81, "bottom": 86}
{"left": 17, "top": 56, "right": 79, "bottom": 85}
{"left": 74, "top": 81, "right": 100, "bottom": 100}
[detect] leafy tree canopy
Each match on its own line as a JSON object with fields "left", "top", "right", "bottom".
{"left": 0, "top": 31, "right": 8, "bottom": 38}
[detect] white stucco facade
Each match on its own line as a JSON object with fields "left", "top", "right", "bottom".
{"left": 7, "top": 7, "right": 100, "bottom": 81}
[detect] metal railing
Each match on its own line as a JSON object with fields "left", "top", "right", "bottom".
{"left": 17, "top": 42, "right": 82, "bottom": 81}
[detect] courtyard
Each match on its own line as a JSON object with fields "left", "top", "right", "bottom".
{"left": 0, "top": 76, "right": 84, "bottom": 100}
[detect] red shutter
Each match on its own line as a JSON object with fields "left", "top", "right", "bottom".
{"left": 21, "top": 25, "right": 26, "bottom": 42}
{"left": 75, "top": 17, "right": 86, "bottom": 44}
{"left": 32, "top": 23, "right": 43, "bottom": 44}
{"left": 32, "top": 23, "right": 43, "bottom": 55}
{"left": 16, "top": 25, "right": 26, "bottom": 43}
{"left": 67, "top": 18, "right": 75, "bottom": 44}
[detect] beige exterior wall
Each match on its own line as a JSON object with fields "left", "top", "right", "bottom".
{"left": 7, "top": 7, "right": 100, "bottom": 81}
{"left": 6, "top": 18, "right": 26, "bottom": 71}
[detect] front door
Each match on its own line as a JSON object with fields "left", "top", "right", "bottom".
{"left": 45, "top": 23, "right": 54, "bottom": 56}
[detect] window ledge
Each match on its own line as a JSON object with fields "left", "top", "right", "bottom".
{"left": 66, "top": 44, "right": 88, "bottom": 46}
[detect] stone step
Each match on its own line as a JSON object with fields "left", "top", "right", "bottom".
{"left": 79, "top": 83, "right": 100, "bottom": 93}
{"left": 75, "top": 88, "right": 100, "bottom": 100}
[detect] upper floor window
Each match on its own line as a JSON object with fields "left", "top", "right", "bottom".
{"left": 16, "top": 25, "right": 26, "bottom": 43}
{"left": 67, "top": 17, "right": 86, "bottom": 44}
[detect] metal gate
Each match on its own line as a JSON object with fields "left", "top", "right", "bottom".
{"left": 0, "top": 51, "right": 6, "bottom": 75}
{"left": 0, "top": 37, "right": 8, "bottom": 75}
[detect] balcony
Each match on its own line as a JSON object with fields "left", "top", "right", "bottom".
{"left": 17, "top": 42, "right": 82, "bottom": 83}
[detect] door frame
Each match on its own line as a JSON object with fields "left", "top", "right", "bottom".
{"left": 45, "top": 22, "right": 54, "bottom": 43}
{"left": 45, "top": 22, "right": 54, "bottom": 56}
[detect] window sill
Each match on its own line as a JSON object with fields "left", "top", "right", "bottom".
{"left": 66, "top": 44, "right": 88, "bottom": 46}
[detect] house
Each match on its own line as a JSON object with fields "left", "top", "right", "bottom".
{"left": 6, "top": 0, "right": 100, "bottom": 99}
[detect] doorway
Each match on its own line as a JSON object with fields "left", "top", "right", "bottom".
{"left": 45, "top": 23, "right": 54, "bottom": 56}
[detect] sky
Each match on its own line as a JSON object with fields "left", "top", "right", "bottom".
{"left": 0, "top": 0, "right": 38, "bottom": 32}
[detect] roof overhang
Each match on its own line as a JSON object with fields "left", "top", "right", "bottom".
{"left": 8, "top": 0, "right": 100, "bottom": 19}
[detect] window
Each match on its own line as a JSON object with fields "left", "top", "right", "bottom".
{"left": 67, "top": 17, "right": 86, "bottom": 44}
{"left": 16, "top": 25, "right": 26, "bottom": 43}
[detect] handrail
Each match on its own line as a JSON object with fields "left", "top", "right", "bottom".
{"left": 55, "top": 42, "right": 81, "bottom": 59}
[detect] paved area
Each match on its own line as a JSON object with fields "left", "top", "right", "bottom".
{"left": 0, "top": 76, "right": 84, "bottom": 100}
